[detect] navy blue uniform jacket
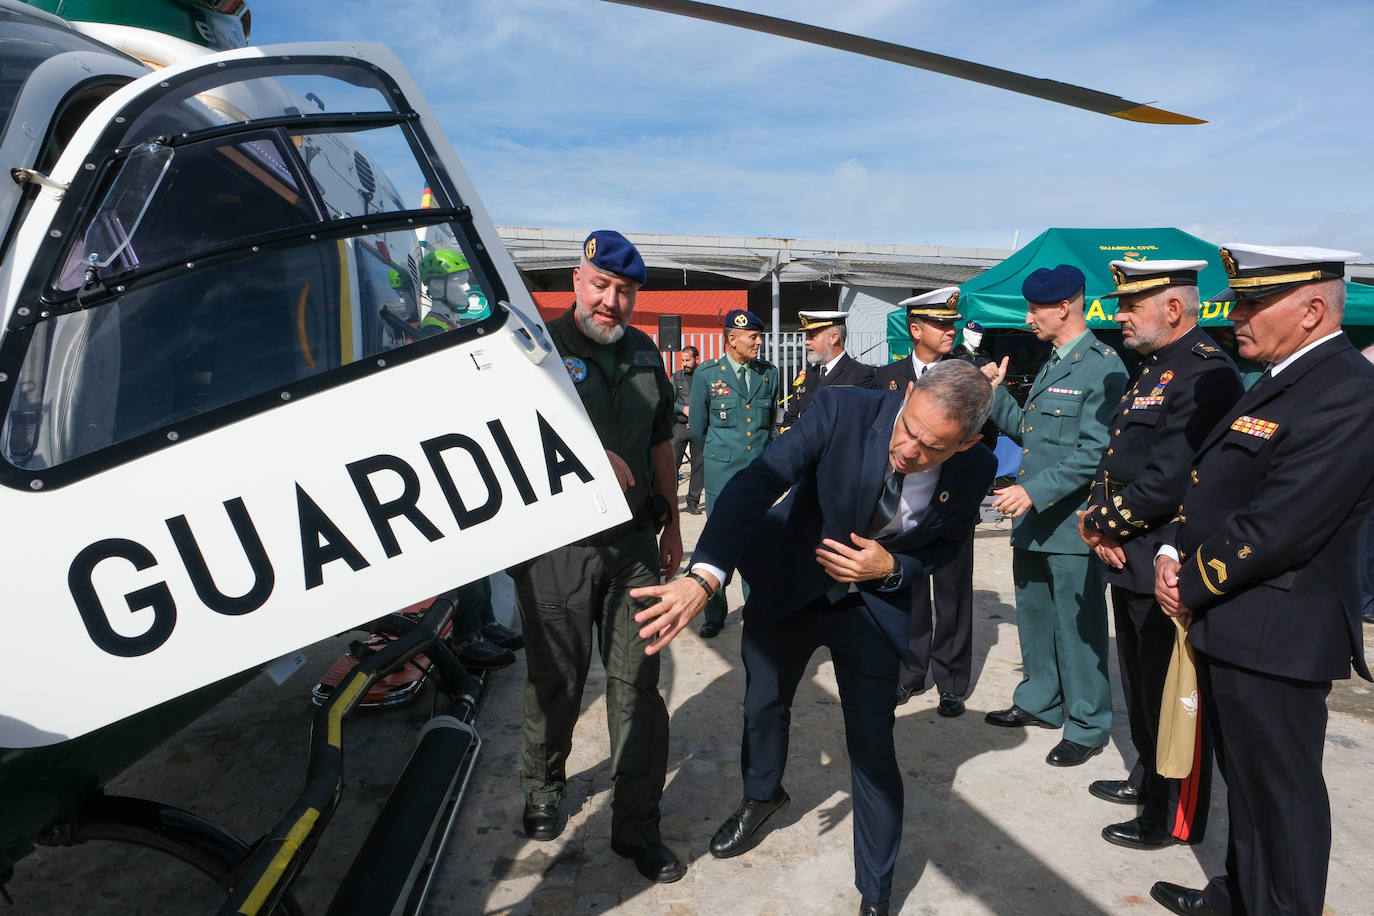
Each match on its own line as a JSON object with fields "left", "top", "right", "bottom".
{"left": 692, "top": 387, "right": 996, "bottom": 656}
{"left": 1173, "top": 335, "right": 1374, "bottom": 682}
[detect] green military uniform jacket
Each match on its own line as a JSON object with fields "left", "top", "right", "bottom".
{"left": 990, "top": 331, "right": 1127, "bottom": 554}
{"left": 547, "top": 307, "right": 675, "bottom": 519}
{"left": 688, "top": 355, "right": 780, "bottom": 503}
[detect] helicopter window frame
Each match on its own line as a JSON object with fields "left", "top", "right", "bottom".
{"left": 0, "top": 54, "right": 511, "bottom": 491}
{"left": 43, "top": 113, "right": 478, "bottom": 307}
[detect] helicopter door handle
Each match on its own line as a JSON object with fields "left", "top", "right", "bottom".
{"left": 501, "top": 299, "right": 554, "bottom": 365}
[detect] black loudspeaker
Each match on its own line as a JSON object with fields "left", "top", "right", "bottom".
{"left": 658, "top": 315, "right": 682, "bottom": 351}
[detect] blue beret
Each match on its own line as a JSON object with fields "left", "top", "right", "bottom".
{"left": 583, "top": 229, "right": 646, "bottom": 286}
{"left": 1022, "top": 264, "right": 1086, "bottom": 304}
{"left": 724, "top": 309, "right": 765, "bottom": 332}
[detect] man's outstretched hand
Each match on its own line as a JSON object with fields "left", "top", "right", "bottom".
{"left": 631, "top": 571, "right": 718, "bottom": 655}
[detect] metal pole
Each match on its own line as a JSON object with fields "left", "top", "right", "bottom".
{"left": 771, "top": 266, "right": 781, "bottom": 365}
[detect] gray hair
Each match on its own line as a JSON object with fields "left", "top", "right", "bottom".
{"left": 915, "top": 360, "right": 993, "bottom": 440}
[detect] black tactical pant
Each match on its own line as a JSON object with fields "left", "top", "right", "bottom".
{"left": 512, "top": 520, "right": 669, "bottom": 847}
{"left": 671, "top": 420, "right": 702, "bottom": 508}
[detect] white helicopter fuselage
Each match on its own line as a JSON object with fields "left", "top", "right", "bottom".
{"left": 0, "top": 3, "right": 626, "bottom": 749}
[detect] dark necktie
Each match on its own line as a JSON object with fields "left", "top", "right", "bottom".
{"left": 737, "top": 364, "right": 748, "bottom": 391}
{"left": 867, "top": 469, "right": 907, "bottom": 536}
{"left": 1036, "top": 351, "right": 1060, "bottom": 386}
{"left": 820, "top": 364, "right": 829, "bottom": 378}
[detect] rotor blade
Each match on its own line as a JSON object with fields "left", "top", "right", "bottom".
{"left": 603, "top": 0, "right": 1205, "bottom": 125}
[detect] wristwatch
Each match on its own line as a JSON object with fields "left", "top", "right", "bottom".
{"left": 879, "top": 558, "right": 901, "bottom": 590}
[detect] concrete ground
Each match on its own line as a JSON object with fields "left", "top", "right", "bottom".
{"left": 10, "top": 482, "right": 1374, "bottom": 915}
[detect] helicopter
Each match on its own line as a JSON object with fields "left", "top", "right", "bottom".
{"left": 0, "top": 1, "right": 1201, "bottom": 912}
{"left": 0, "top": 0, "right": 635, "bottom": 911}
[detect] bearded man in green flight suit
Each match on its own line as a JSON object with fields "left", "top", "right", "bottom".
{"left": 688, "top": 309, "right": 780, "bottom": 638}
{"left": 981, "top": 264, "right": 1127, "bottom": 767}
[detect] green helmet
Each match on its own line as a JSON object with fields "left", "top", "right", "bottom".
{"left": 388, "top": 268, "right": 409, "bottom": 290}
{"left": 419, "top": 249, "right": 471, "bottom": 281}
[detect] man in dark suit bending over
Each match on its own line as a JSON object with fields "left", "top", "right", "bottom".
{"left": 632, "top": 362, "right": 996, "bottom": 916}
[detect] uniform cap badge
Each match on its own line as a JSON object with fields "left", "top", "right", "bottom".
{"left": 1238, "top": 545, "right": 1253, "bottom": 559}
{"left": 1220, "top": 247, "right": 1238, "bottom": 278}
{"left": 585, "top": 237, "right": 597, "bottom": 261}
{"left": 888, "top": 380, "right": 898, "bottom": 390}
{"left": 733, "top": 312, "right": 749, "bottom": 328}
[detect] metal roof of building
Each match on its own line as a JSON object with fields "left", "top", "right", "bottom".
{"left": 498, "top": 227, "right": 1010, "bottom": 288}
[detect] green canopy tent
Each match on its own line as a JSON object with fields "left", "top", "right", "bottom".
{"left": 1347, "top": 279, "right": 1374, "bottom": 348}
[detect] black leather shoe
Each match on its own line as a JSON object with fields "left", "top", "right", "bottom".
{"left": 858, "top": 897, "right": 890, "bottom": 916}
{"left": 1149, "top": 881, "right": 1220, "bottom": 915}
{"left": 481, "top": 621, "right": 524, "bottom": 650}
{"left": 457, "top": 635, "right": 516, "bottom": 671}
{"left": 984, "top": 705, "right": 1055, "bottom": 728}
{"left": 896, "top": 682, "right": 929, "bottom": 705}
{"left": 1045, "top": 739, "right": 1104, "bottom": 767}
{"left": 1103, "top": 816, "right": 1177, "bottom": 849}
{"left": 700, "top": 620, "right": 722, "bottom": 639}
{"left": 709, "top": 789, "right": 790, "bottom": 858}
{"left": 937, "top": 692, "right": 965, "bottom": 717}
{"left": 523, "top": 800, "right": 563, "bottom": 840}
{"left": 684, "top": 503, "right": 702, "bottom": 516}
{"left": 611, "top": 840, "right": 686, "bottom": 883}
{"left": 1089, "top": 778, "right": 1142, "bottom": 805}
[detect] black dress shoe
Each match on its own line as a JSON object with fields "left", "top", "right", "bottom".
{"left": 858, "top": 897, "right": 890, "bottom": 916}
{"left": 481, "top": 621, "right": 525, "bottom": 650}
{"left": 1102, "top": 816, "right": 1176, "bottom": 849}
{"left": 611, "top": 839, "right": 686, "bottom": 883}
{"left": 1150, "top": 881, "right": 1221, "bottom": 915}
{"left": 937, "top": 692, "right": 965, "bottom": 718}
{"left": 684, "top": 504, "right": 702, "bottom": 516}
{"left": 523, "top": 800, "right": 563, "bottom": 840}
{"left": 1045, "top": 739, "right": 1104, "bottom": 767}
{"left": 699, "top": 620, "right": 722, "bottom": 639}
{"left": 457, "top": 635, "right": 517, "bottom": 671}
{"left": 896, "top": 682, "right": 929, "bottom": 705}
{"left": 709, "top": 789, "right": 790, "bottom": 858}
{"left": 1089, "top": 778, "right": 1142, "bottom": 805}
{"left": 984, "top": 705, "right": 1055, "bottom": 728}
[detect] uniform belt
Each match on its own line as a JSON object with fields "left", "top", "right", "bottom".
{"left": 572, "top": 514, "right": 652, "bottom": 547}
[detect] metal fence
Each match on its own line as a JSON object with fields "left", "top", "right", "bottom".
{"left": 655, "top": 331, "right": 890, "bottom": 384}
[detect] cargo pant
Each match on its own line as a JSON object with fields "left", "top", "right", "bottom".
{"left": 512, "top": 519, "right": 669, "bottom": 848}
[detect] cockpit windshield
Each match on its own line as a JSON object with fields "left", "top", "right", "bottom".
{"left": 2, "top": 56, "right": 504, "bottom": 478}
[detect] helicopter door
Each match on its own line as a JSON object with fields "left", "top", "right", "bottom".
{"left": 0, "top": 43, "right": 631, "bottom": 748}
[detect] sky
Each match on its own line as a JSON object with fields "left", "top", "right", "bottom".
{"left": 253, "top": 0, "right": 1374, "bottom": 257}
